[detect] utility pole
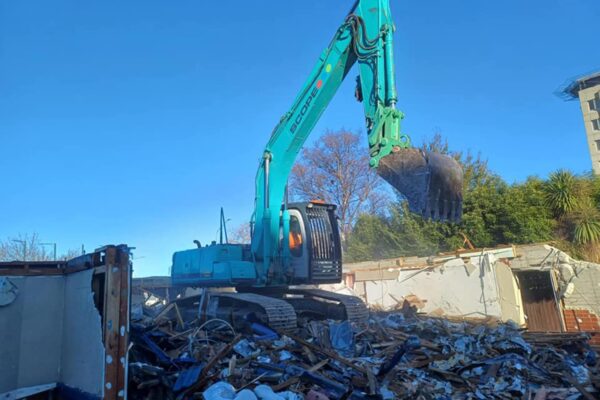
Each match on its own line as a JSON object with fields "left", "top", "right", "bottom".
{"left": 11, "top": 239, "right": 26, "bottom": 261}
{"left": 40, "top": 242, "right": 57, "bottom": 260}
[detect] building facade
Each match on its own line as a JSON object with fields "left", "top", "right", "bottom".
{"left": 563, "top": 72, "right": 600, "bottom": 173}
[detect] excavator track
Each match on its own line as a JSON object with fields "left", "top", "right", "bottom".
{"left": 287, "top": 288, "right": 369, "bottom": 324}
{"left": 214, "top": 292, "right": 297, "bottom": 332}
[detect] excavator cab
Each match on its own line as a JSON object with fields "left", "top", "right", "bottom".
{"left": 377, "top": 148, "right": 463, "bottom": 222}
{"left": 287, "top": 202, "right": 342, "bottom": 285}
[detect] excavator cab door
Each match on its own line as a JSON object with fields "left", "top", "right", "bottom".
{"left": 287, "top": 208, "right": 309, "bottom": 282}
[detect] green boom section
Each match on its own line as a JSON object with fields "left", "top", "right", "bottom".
{"left": 251, "top": 0, "right": 410, "bottom": 284}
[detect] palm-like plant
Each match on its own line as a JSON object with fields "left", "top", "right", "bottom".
{"left": 569, "top": 199, "right": 600, "bottom": 244}
{"left": 544, "top": 170, "right": 579, "bottom": 217}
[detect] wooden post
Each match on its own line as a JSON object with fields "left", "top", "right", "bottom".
{"left": 102, "top": 245, "right": 130, "bottom": 399}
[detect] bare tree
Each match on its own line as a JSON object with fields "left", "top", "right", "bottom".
{"left": 229, "top": 223, "right": 251, "bottom": 244}
{"left": 0, "top": 233, "right": 79, "bottom": 261}
{"left": 61, "top": 248, "right": 83, "bottom": 260}
{"left": 290, "top": 130, "right": 388, "bottom": 243}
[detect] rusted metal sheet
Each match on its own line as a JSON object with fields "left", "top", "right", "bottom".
{"left": 516, "top": 270, "right": 563, "bottom": 332}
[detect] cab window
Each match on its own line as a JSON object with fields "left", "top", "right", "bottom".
{"left": 289, "top": 215, "right": 303, "bottom": 257}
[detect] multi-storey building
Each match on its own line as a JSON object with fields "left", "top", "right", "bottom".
{"left": 562, "top": 71, "right": 600, "bottom": 173}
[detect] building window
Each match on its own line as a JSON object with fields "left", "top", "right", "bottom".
{"left": 595, "top": 140, "right": 600, "bottom": 151}
{"left": 593, "top": 119, "right": 600, "bottom": 131}
{"left": 590, "top": 93, "right": 600, "bottom": 112}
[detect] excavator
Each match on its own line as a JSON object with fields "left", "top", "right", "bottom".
{"left": 171, "top": 0, "right": 463, "bottom": 331}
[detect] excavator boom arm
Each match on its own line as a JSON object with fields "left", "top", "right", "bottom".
{"left": 252, "top": 0, "right": 407, "bottom": 282}
{"left": 251, "top": 0, "right": 463, "bottom": 285}
{"left": 171, "top": 0, "right": 463, "bottom": 292}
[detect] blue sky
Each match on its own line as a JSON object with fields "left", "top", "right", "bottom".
{"left": 1, "top": 0, "right": 598, "bottom": 276}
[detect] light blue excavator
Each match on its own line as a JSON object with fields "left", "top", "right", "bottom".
{"left": 171, "top": 0, "right": 463, "bottom": 330}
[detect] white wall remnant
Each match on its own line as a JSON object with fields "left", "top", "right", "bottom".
{"left": 495, "top": 262, "right": 525, "bottom": 325}
{"left": 0, "top": 275, "right": 65, "bottom": 392}
{"left": 0, "top": 270, "right": 105, "bottom": 397}
{"left": 325, "top": 244, "right": 600, "bottom": 331}
{"left": 322, "top": 247, "right": 526, "bottom": 324}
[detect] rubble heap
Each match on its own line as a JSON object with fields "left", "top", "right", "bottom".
{"left": 129, "top": 299, "right": 600, "bottom": 399}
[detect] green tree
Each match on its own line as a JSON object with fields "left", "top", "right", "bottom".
{"left": 334, "top": 132, "right": 600, "bottom": 264}
{"left": 348, "top": 135, "right": 558, "bottom": 261}
{"left": 541, "top": 171, "right": 600, "bottom": 258}
{"left": 458, "top": 175, "right": 506, "bottom": 247}
{"left": 345, "top": 205, "right": 439, "bottom": 261}
{"left": 496, "top": 178, "right": 555, "bottom": 244}
{"left": 544, "top": 170, "right": 579, "bottom": 217}
{"left": 568, "top": 199, "right": 600, "bottom": 245}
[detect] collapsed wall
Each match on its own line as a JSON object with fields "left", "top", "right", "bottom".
{"left": 323, "top": 244, "right": 600, "bottom": 342}
{"left": 321, "top": 247, "right": 524, "bottom": 324}
{"left": 513, "top": 244, "right": 600, "bottom": 343}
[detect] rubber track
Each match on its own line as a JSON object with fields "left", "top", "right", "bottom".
{"left": 215, "top": 292, "right": 297, "bottom": 332}
{"left": 288, "top": 288, "right": 369, "bottom": 323}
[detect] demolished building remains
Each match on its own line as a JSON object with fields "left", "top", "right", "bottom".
{"left": 129, "top": 286, "right": 600, "bottom": 399}
{"left": 3, "top": 243, "right": 600, "bottom": 399}
{"left": 321, "top": 244, "right": 600, "bottom": 345}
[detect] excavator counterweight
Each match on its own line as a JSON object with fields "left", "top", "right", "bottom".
{"left": 377, "top": 149, "right": 463, "bottom": 222}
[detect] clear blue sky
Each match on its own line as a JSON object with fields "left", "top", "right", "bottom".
{"left": 1, "top": 1, "right": 598, "bottom": 276}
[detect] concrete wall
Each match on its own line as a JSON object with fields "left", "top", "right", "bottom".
{"left": 0, "top": 270, "right": 104, "bottom": 397}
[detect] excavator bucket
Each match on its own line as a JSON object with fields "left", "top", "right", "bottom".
{"left": 377, "top": 148, "right": 463, "bottom": 222}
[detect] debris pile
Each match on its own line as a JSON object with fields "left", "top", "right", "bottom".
{"left": 129, "top": 297, "right": 599, "bottom": 399}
